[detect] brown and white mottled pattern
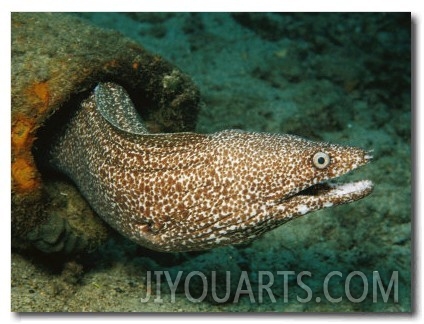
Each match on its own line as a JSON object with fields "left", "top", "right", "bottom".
{"left": 50, "top": 82, "right": 373, "bottom": 252}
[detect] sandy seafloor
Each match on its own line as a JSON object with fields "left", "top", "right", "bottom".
{"left": 11, "top": 13, "right": 411, "bottom": 312}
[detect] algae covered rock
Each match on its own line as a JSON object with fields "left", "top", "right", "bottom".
{"left": 11, "top": 13, "right": 200, "bottom": 253}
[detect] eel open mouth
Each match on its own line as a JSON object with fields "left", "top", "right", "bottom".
{"left": 287, "top": 180, "right": 374, "bottom": 213}
{"left": 296, "top": 180, "right": 374, "bottom": 198}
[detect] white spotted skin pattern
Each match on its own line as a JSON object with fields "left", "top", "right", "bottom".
{"left": 51, "top": 84, "right": 373, "bottom": 252}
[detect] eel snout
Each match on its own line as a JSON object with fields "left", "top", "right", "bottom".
{"left": 280, "top": 149, "right": 373, "bottom": 218}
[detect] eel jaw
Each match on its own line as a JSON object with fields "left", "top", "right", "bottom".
{"left": 296, "top": 180, "right": 373, "bottom": 199}
{"left": 324, "top": 180, "right": 374, "bottom": 200}
{"left": 285, "top": 179, "right": 374, "bottom": 216}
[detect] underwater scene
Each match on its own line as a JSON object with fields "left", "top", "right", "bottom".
{"left": 11, "top": 12, "right": 411, "bottom": 312}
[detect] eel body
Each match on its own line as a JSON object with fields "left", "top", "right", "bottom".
{"left": 50, "top": 82, "right": 373, "bottom": 252}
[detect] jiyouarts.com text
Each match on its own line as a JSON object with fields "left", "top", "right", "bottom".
{"left": 139, "top": 270, "right": 399, "bottom": 304}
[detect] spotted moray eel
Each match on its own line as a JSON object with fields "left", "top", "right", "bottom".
{"left": 50, "top": 82, "right": 373, "bottom": 252}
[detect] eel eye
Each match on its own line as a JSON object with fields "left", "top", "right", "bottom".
{"left": 312, "top": 152, "right": 331, "bottom": 169}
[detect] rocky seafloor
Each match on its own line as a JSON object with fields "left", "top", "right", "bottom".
{"left": 11, "top": 12, "right": 411, "bottom": 312}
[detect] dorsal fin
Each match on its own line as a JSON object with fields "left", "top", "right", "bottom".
{"left": 94, "top": 82, "right": 149, "bottom": 135}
